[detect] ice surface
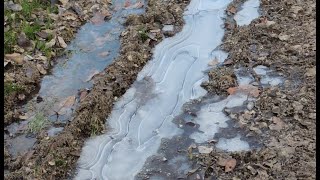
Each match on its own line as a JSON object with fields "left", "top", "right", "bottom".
{"left": 234, "top": 0, "right": 260, "bottom": 26}
{"left": 76, "top": 0, "right": 233, "bottom": 179}
{"left": 216, "top": 134, "right": 250, "bottom": 151}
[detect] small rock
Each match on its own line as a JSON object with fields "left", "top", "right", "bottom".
{"left": 17, "top": 34, "right": 31, "bottom": 48}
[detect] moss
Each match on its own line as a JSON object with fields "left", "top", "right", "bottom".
{"left": 138, "top": 26, "right": 149, "bottom": 42}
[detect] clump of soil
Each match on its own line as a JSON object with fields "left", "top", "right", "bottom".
{"left": 202, "top": 67, "right": 238, "bottom": 96}
{"left": 197, "top": 0, "right": 316, "bottom": 179}
{"left": 5, "top": 0, "right": 191, "bottom": 179}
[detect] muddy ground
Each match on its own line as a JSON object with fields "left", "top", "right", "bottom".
{"left": 198, "top": 0, "right": 316, "bottom": 179}
{"left": 5, "top": 0, "right": 191, "bottom": 178}
{"left": 4, "top": 0, "right": 316, "bottom": 179}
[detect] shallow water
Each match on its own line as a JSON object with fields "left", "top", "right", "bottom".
{"left": 4, "top": 0, "right": 145, "bottom": 159}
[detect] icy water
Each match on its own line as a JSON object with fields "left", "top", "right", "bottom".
{"left": 4, "top": 0, "right": 145, "bottom": 159}
{"left": 75, "top": 0, "right": 282, "bottom": 180}
{"left": 75, "top": 0, "right": 277, "bottom": 179}
{"left": 76, "top": 0, "right": 235, "bottom": 179}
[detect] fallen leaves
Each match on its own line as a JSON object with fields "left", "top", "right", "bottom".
{"left": 305, "top": 67, "right": 316, "bottom": 77}
{"left": 227, "top": 85, "right": 260, "bottom": 97}
{"left": 269, "top": 116, "right": 285, "bottom": 131}
{"left": 217, "top": 157, "right": 237, "bottom": 172}
{"left": 5, "top": 53, "right": 24, "bottom": 65}
{"left": 198, "top": 146, "right": 213, "bottom": 154}
{"left": 125, "top": 1, "right": 144, "bottom": 9}
{"left": 208, "top": 57, "right": 219, "bottom": 66}
{"left": 57, "top": 95, "right": 76, "bottom": 115}
{"left": 278, "top": 33, "right": 290, "bottom": 41}
{"left": 36, "top": 64, "right": 47, "bottom": 75}
{"left": 57, "top": 36, "right": 68, "bottom": 48}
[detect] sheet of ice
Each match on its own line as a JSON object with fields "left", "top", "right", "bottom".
{"left": 216, "top": 134, "right": 250, "bottom": 151}
{"left": 253, "top": 65, "right": 283, "bottom": 86}
{"left": 190, "top": 92, "right": 249, "bottom": 143}
{"left": 162, "top": 25, "right": 174, "bottom": 32}
{"left": 76, "top": 0, "right": 233, "bottom": 179}
{"left": 234, "top": 0, "right": 260, "bottom": 26}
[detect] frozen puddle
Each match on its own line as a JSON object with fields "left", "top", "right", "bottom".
{"left": 4, "top": 0, "right": 145, "bottom": 159}
{"left": 234, "top": 0, "right": 260, "bottom": 26}
{"left": 76, "top": 0, "right": 265, "bottom": 179}
{"left": 76, "top": 0, "right": 233, "bottom": 179}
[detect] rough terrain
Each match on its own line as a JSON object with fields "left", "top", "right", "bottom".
{"left": 4, "top": 0, "right": 316, "bottom": 179}
{"left": 198, "top": 0, "right": 316, "bottom": 179}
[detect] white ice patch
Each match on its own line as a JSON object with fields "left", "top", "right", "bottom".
{"left": 253, "top": 65, "right": 283, "bottom": 86}
{"left": 216, "top": 134, "right": 250, "bottom": 151}
{"left": 190, "top": 92, "right": 249, "bottom": 143}
{"left": 76, "top": 0, "right": 233, "bottom": 179}
{"left": 234, "top": 0, "right": 260, "bottom": 26}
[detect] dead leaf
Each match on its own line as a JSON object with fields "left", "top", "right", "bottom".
{"left": 91, "top": 13, "right": 107, "bottom": 25}
{"left": 278, "top": 33, "right": 290, "bottom": 41}
{"left": 57, "top": 96, "right": 76, "bottom": 115}
{"left": 46, "top": 37, "right": 56, "bottom": 48}
{"left": 4, "top": 61, "right": 9, "bottom": 67}
{"left": 208, "top": 57, "right": 219, "bottom": 66}
{"left": 57, "top": 36, "right": 67, "bottom": 48}
{"left": 305, "top": 67, "right": 316, "bottom": 77}
{"left": 198, "top": 146, "right": 213, "bottom": 154}
{"left": 223, "top": 59, "right": 233, "bottom": 65}
{"left": 59, "top": 0, "right": 69, "bottom": 6}
{"left": 85, "top": 69, "right": 100, "bottom": 82}
{"left": 124, "top": 0, "right": 131, "bottom": 7}
{"left": 36, "top": 64, "right": 47, "bottom": 75}
{"left": 227, "top": 6, "right": 237, "bottom": 14}
{"left": 225, "top": 158, "right": 237, "bottom": 172}
{"left": 37, "top": 31, "right": 49, "bottom": 39}
{"left": 48, "top": 161, "right": 55, "bottom": 166}
{"left": 79, "top": 91, "right": 88, "bottom": 102}
{"left": 5, "top": 53, "right": 24, "bottom": 65}
{"left": 269, "top": 116, "right": 284, "bottom": 131}
{"left": 227, "top": 85, "right": 260, "bottom": 97}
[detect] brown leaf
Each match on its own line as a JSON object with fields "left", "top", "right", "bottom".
{"left": 208, "top": 58, "right": 219, "bottom": 66}
{"left": 36, "top": 31, "right": 49, "bottom": 39}
{"left": 36, "top": 64, "right": 47, "bottom": 75}
{"left": 57, "top": 96, "right": 76, "bottom": 115}
{"left": 198, "top": 146, "right": 213, "bottom": 154}
{"left": 223, "top": 59, "right": 233, "bottom": 65}
{"left": 305, "top": 67, "right": 316, "bottom": 77}
{"left": 227, "top": 6, "right": 237, "bottom": 14}
{"left": 269, "top": 116, "right": 284, "bottom": 131}
{"left": 46, "top": 37, "right": 56, "bottom": 48}
{"left": 124, "top": 0, "right": 131, "bottom": 7}
{"left": 227, "top": 85, "right": 260, "bottom": 97}
{"left": 18, "top": 94, "right": 26, "bottom": 101}
{"left": 125, "top": 1, "right": 144, "bottom": 9}
{"left": 225, "top": 158, "right": 237, "bottom": 172}
{"left": 5, "top": 53, "right": 24, "bottom": 65}
{"left": 79, "top": 91, "right": 88, "bottom": 102}
{"left": 57, "top": 36, "right": 67, "bottom": 48}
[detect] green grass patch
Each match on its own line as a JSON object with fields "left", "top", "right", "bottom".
{"left": 4, "top": 83, "right": 24, "bottom": 96}
{"left": 28, "top": 112, "right": 50, "bottom": 133}
{"left": 4, "top": 30, "right": 17, "bottom": 54}
{"left": 22, "top": 22, "right": 41, "bottom": 40}
{"left": 19, "top": 0, "right": 49, "bottom": 18}
{"left": 138, "top": 27, "right": 149, "bottom": 42}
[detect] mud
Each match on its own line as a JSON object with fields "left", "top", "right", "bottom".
{"left": 4, "top": 0, "right": 191, "bottom": 179}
